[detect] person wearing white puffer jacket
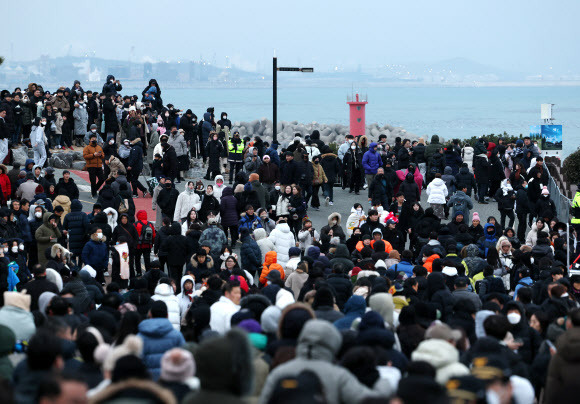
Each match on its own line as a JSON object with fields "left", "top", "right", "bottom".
{"left": 254, "top": 227, "right": 274, "bottom": 260}
{"left": 268, "top": 220, "right": 296, "bottom": 267}
{"left": 173, "top": 181, "right": 202, "bottom": 222}
{"left": 426, "top": 173, "right": 449, "bottom": 220}
{"left": 151, "top": 279, "right": 181, "bottom": 330}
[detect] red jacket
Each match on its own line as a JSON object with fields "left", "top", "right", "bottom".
{"left": 134, "top": 210, "right": 156, "bottom": 249}
{"left": 0, "top": 166, "right": 11, "bottom": 202}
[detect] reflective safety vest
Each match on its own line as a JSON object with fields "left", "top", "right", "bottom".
{"left": 228, "top": 140, "right": 244, "bottom": 162}
{"left": 572, "top": 192, "right": 580, "bottom": 224}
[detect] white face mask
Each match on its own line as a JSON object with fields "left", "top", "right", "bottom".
{"left": 91, "top": 129, "right": 97, "bottom": 133}
{"left": 19, "top": 243, "right": 24, "bottom": 251}
{"left": 356, "top": 208, "right": 362, "bottom": 213}
{"left": 347, "top": 139, "right": 353, "bottom": 144}
{"left": 275, "top": 185, "right": 280, "bottom": 190}
{"left": 351, "top": 145, "right": 356, "bottom": 150}
{"left": 97, "top": 233, "right": 103, "bottom": 239}
{"left": 2, "top": 248, "right": 7, "bottom": 253}
{"left": 35, "top": 212, "right": 42, "bottom": 218}
{"left": 331, "top": 220, "right": 337, "bottom": 226}
{"left": 11, "top": 246, "right": 18, "bottom": 253}
{"left": 507, "top": 312, "right": 521, "bottom": 324}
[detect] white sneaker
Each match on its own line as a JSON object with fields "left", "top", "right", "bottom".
{"left": 325, "top": 196, "right": 330, "bottom": 206}
{"left": 363, "top": 184, "right": 368, "bottom": 190}
{"left": 329, "top": 201, "right": 333, "bottom": 206}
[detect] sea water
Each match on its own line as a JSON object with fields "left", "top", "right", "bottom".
{"left": 124, "top": 86, "right": 580, "bottom": 156}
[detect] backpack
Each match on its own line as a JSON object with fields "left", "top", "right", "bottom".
{"left": 139, "top": 221, "right": 154, "bottom": 244}
{"left": 118, "top": 198, "right": 129, "bottom": 214}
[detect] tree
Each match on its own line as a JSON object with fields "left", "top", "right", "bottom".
{"left": 563, "top": 148, "right": 580, "bottom": 186}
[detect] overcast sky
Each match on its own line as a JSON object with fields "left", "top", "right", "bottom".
{"left": 4, "top": 0, "right": 579, "bottom": 73}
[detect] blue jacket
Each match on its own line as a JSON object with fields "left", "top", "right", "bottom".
{"left": 17, "top": 212, "right": 32, "bottom": 243}
{"left": 514, "top": 277, "right": 533, "bottom": 300}
{"left": 478, "top": 223, "right": 498, "bottom": 257}
{"left": 127, "top": 141, "right": 144, "bottom": 174}
{"left": 265, "top": 143, "right": 280, "bottom": 167}
{"left": 389, "top": 260, "right": 414, "bottom": 278}
{"left": 63, "top": 200, "right": 89, "bottom": 255}
{"left": 138, "top": 318, "right": 185, "bottom": 380}
{"left": 240, "top": 233, "right": 262, "bottom": 276}
{"left": 334, "top": 295, "right": 366, "bottom": 330}
{"left": 238, "top": 213, "right": 261, "bottom": 232}
{"left": 82, "top": 236, "right": 109, "bottom": 271}
{"left": 362, "top": 143, "right": 382, "bottom": 174}
{"left": 201, "top": 112, "right": 213, "bottom": 145}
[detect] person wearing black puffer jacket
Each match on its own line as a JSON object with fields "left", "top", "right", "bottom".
{"left": 399, "top": 173, "right": 420, "bottom": 204}
{"left": 427, "top": 272, "right": 454, "bottom": 321}
{"left": 326, "top": 263, "right": 353, "bottom": 311}
{"left": 63, "top": 200, "right": 89, "bottom": 266}
{"left": 455, "top": 164, "right": 477, "bottom": 197}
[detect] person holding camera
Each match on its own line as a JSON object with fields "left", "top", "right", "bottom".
{"left": 298, "top": 218, "right": 319, "bottom": 254}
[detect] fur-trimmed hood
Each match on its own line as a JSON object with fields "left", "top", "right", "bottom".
{"left": 327, "top": 212, "right": 342, "bottom": 226}
{"left": 189, "top": 254, "right": 214, "bottom": 268}
{"left": 50, "top": 243, "right": 71, "bottom": 259}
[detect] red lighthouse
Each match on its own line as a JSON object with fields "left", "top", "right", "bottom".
{"left": 347, "top": 93, "right": 368, "bottom": 137}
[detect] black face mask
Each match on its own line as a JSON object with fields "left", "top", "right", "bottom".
{"left": 91, "top": 140, "right": 97, "bottom": 145}
{"left": 171, "top": 131, "right": 177, "bottom": 135}
{"left": 166, "top": 184, "right": 172, "bottom": 189}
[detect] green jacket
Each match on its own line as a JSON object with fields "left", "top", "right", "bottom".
{"left": 34, "top": 212, "right": 62, "bottom": 266}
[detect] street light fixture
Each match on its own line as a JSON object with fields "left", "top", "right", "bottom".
{"left": 273, "top": 57, "right": 314, "bottom": 143}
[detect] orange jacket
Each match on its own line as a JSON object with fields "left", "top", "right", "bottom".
{"left": 355, "top": 239, "right": 393, "bottom": 253}
{"left": 423, "top": 254, "right": 440, "bottom": 273}
{"left": 83, "top": 144, "right": 104, "bottom": 168}
{"left": 260, "top": 251, "right": 285, "bottom": 285}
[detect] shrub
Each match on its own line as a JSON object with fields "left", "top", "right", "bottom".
{"left": 562, "top": 148, "right": 580, "bottom": 185}
{"left": 461, "top": 132, "right": 524, "bottom": 147}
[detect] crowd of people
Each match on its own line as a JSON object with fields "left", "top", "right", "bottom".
{"left": 0, "top": 78, "right": 579, "bottom": 404}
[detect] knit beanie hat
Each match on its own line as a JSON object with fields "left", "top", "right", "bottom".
{"left": 161, "top": 348, "right": 195, "bottom": 382}
{"left": 4, "top": 291, "right": 31, "bottom": 311}
{"left": 472, "top": 212, "right": 480, "bottom": 222}
{"left": 541, "top": 186, "right": 549, "bottom": 196}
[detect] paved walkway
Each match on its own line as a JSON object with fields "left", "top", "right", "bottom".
{"left": 62, "top": 167, "right": 523, "bottom": 240}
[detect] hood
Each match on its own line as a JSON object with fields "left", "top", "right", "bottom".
{"left": 343, "top": 295, "right": 366, "bottom": 316}
{"left": 54, "top": 195, "right": 70, "bottom": 204}
{"left": 42, "top": 211, "right": 54, "bottom": 226}
{"left": 483, "top": 223, "right": 496, "bottom": 239}
{"left": 264, "top": 251, "right": 278, "bottom": 266}
{"left": 136, "top": 210, "right": 148, "bottom": 221}
{"left": 180, "top": 275, "right": 195, "bottom": 295}
{"left": 431, "top": 178, "right": 445, "bottom": 187}
{"left": 334, "top": 244, "right": 350, "bottom": 259}
{"left": 459, "top": 166, "right": 469, "bottom": 175}
{"left": 327, "top": 212, "right": 341, "bottom": 226}
{"left": 154, "top": 283, "right": 175, "bottom": 297}
{"left": 405, "top": 173, "right": 414, "bottom": 182}
{"left": 444, "top": 166, "right": 452, "bottom": 175}
{"left": 307, "top": 246, "right": 321, "bottom": 260}
{"left": 70, "top": 199, "right": 83, "bottom": 212}
{"left": 221, "top": 186, "right": 234, "bottom": 197}
{"left": 412, "top": 339, "right": 459, "bottom": 368}
{"left": 296, "top": 319, "right": 342, "bottom": 362}
{"left": 106, "top": 75, "right": 115, "bottom": 82}
{"left": 276, "top": 223, "right": 291, "bottom": 233}
{"left": 369, "top": 142, "right": 378, "bottom": 152}
{"left": 253, "top": 227, "right": 267, "bottom": 241}
{"left": 203, "top": 112, "right": 211, "bottom": 121}
{"left": 138, "top": 318, "right": 174, "bottom": 337}
{"left": 465, "top": 244, "right": 480, "bottom": 258}
{"left": 214, "top": 175, "right": 224, "bottom": 186}
{"left": 430, "top": 135, "right": 440, "bottom": 144}
{"left": 25, "top": 158, "right": 34, "bottom": 168}
{"left": 368, "top": 293, "right": 394, "bottom": 326}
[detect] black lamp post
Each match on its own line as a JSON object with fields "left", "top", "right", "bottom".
{"left": 272, "top": 57, "right": 313, "bottom": 143}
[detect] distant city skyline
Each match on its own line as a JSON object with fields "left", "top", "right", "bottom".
{"left": 3, "top": 0, "right": 580, "bottom": 76}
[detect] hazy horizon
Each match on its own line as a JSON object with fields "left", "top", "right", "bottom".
{"left": 4, "top": 0, "right": 580, "bottom": 75}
